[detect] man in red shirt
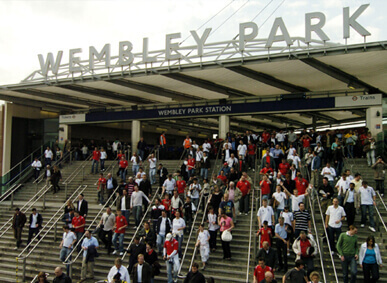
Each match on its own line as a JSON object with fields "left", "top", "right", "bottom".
{"left": 187, "top": 154, "right": 196, "bottom": 179}
{"left": 217, "top": 170, "right": 228, "bottom": 186}
{"left": 247, "top": 140, "right": 256, "bottom": 171}
{"left": 91, "top": 147, "right": 100, "bottom": 174}
{"left": 257, "top": 221, "right": 272, "bottom": 248}
{"left": 72, "top": 210, "right": 85, "bottom": 251}
{"left": 261, "top": 129, "right": 270, "bottom": 146}
{"left": 112, "top": 209, "right": 128, "bottom": 256}
{"left": 163, "top": 233, "right": 179, "bottom": 283}
{"left": 176, "top": 175, "right": 186, "bottom": 200}
{"left": 295, "top": 174, "right": 309, "bottom": 195}
{"left": 260, "top": 175, "right": 271, "bottom": 197}
{"left": 119, "top": 156, "right": 128, "bottom": 181}
{"left": 260, "top": 163, "right": 274, "bottom": 180}
{"left": 97, "top": 173, "right": 107, "bottom": 205}
{"left": 278, "top": 158, "right": 290, "bottom": 176}
{"left": 254, "top": 258, "right": 274, "bottom": 283}
{"left": 237, "top": 176, "right": 251, "bottom": 215}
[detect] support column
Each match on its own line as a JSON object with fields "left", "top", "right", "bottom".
{"left": 366, "top": 106, "right": 383, "bottom": 137}
{"left": 218, "top": 115, "right": 230, "bottom": 139}
{"left": 58, "top": 124, "right": 70, "bottom": 150}
{"left": 131, "top": 120, "right": 141, "bottom": 154}
{"left": 2, "top": 103, "right": 13, "bottom": 175}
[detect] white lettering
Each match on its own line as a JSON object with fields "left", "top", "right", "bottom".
{"left": 89, "top": 44, "right": 111, "bottom": 70}
{"left": 166, "top": 33, "right": 182, "bottom": 60}
{"left": 343, "top": 4, "right": 371, "bottom": 39}
{"left": 239, "top": 22, "right": 258, "bottom": 52}
{"left": 266, "top": 17, "right": 292, "bottom": 48}
{"left": 119, "top": 41, "right": 134, "bottom": 66}
{"left": 69, "top": 48, "right": 82, "bottom": 73}
{"left": 190, "top": 28, "right": 212, "bottom": 56}
{"left": 305, "top": 12, "right": 329, "bottom": 43}
{"left": 38, "top": 51, "right": 63, "bottom": 76}
{"left": 142, "top": 38, "right": 157, "bottom": 63}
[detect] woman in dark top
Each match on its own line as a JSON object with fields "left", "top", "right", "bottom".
{"left": 64, "top": 200, "right": 75, "bottom": 214}
{"left": 208, "top": 185, "right": 223, "bottom": 217}
{"left": 51, "top": 165, "right": 62, "bottom": 194}
{"left": 144, "top": 242, "right": 159, "bottom": 283}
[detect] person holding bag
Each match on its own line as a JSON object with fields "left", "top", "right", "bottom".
{"left": 218, "top": 209, "right": 234, "bottom": 260}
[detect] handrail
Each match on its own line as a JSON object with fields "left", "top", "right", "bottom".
{"left": 315, "top": 194, "right": 339, "bottom": 282}
{"left": 63, "top": 185, "right": 121, "bottom": 266}
{"left": 30, "top": 272, "right": 49, "bottom": 283}
{"left": 0, "top": 184, "right": 52, "bottom": 239}
{"left": 308, "top": 193, "right": 327, "bottom": 283}
{"left": 0, "top": 183, "right": 22, "bottom": 204}
{"left": 376, "top": 191, "right": 387, "bottom": 212}
{"left": 245, "top": 156, "right": 259, "bottom": 282}
{"left": 17, "top": 185, "right": 88, "bottom": 259}
{"left": 93, "top": 156, "right": 119, "bottom": 186}
{"left": 374, "top": 202, "right": 387, "bottom": 232}
{"left": 62, "top": 153, "right": 92, "bottom": 185}
{"left": 121, "top": 186, "right": 162, "bottom": 261}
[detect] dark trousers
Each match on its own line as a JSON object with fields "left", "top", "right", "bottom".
{"left": 76, "top": 231, "right": 84, "bottom": 252}
{"left": 34, "top": 169, "right": 40, "bottom": 180}
{"left": 99, "top": 229, "right": 113, "bottom": 253}
{"left": 363, "top": 262, "right": 379, "bottom": 283}
{"left": 341, "top": 255, "right": 357, "bottom": 283}
{"left": 51, "top": 180, "right": 60, "bottom": 193}
{"left": 220, "top": 232, "right": 231, "bottom": 259}
{"left": 276, "top": 239, "right": 288, "bottom": 271}
{"left": 327, "top": 226, "right": 341, "bottom": 252}
{"left": 209, "top": 229, "right": 217, "bottom": 250}
{"left": 14, "top": 227, "right": 23, "bottom": 248}
{"left": 376, "top": 180, "right": 384, "bottom": 195}
{"left": 27, "top": 227, "right": 40, "bottom": 245}
{"left": 300, "top": 256, "right": 314, "bottom": 277}
{"left": 239, "top": 194, "right": 249, "bottom": 214}
{"left": 344, "top": 202, "right": 356, "bottom": 226}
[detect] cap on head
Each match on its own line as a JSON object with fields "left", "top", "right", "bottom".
{"left": 166, "top": 233, "right": 173, "bottom": 241}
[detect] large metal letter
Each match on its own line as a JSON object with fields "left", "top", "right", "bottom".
{"left": 119, "top": 41, "right": 134, "bottom": 66}
{"left": 305, "top": 12, "right": 330, "bottom": 43}
{"left": 142, "top": 38, "right": 157, "bottom": 63}
{"left": 190, "top": 28, "right": 212, "bottom": 56}
{"left": 239, "top": 22, "right": 258, "bottom": 52}
{"left": 89, "top": 44, "right": 111, "bottom": 70}
{"left": 69, "top": 48, "right": 82, "bottom": 73}
{"left": 166, "top": 33, "right": 182, "bottom": 60}
{"left": 38, "top": 51, "right": 63, "bottom": 75}
{"left": 343, "top": 4, "right": 371, "bottom": 39}
{"left": 265, "top": 18, "right": 292, "bottom": 48}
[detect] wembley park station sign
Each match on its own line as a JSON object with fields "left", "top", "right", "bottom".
{"left": 38, "top": 4, "right": 371, "bottom": 76}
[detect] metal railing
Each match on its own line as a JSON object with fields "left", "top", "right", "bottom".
{"left": 30, "top": 272, "right": 49, "bottom": 283}
{"left": 0, "top": 183, "right": 22, "bottom": 207}
{"left": 0, "top": 184, "right": 52, "bottom": 239}
{"left": 62, "top": 153, "right": 92, "bottom": 198}
{"left": 16, "top": 184, "right": 88, "bottom": 281}
{"left": 315, "top": 195, "right": 339, "bottom": 282}
{"left": 121, "top": 186, "right": 162, "bottom": 261}
{"left": 64, "top": 185, "right": 121, "bottom": 277}
{"left": 376, "top": 191, "right": 387, "bottom": 212}
{"left": 308, "top": 193, "right": 327, "bottom": 283}
{"left": 245, "top": 158, "right": 259, "bottom": 283}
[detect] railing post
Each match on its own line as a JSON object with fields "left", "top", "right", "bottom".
{"left": 82, "top": 166, "right": 84, "bottom": 181}
{"left": 65, "top": 183, "right": 68, "bottom": 199}
{"left": 70, "top": 152, "right": 73, "bottom": 164}
{"left": 253, "top": 232, "right": 257, "bottom": 266}
{"left": 10, "top": 192, "right": 14, "bottom": 209}
{"left": 22, "top": 257, "right": 26, "bottom": 282}
{"left": 35, "top": 183, "right": 38, "bottom": 195}
{"left": 43, "top": 192, "right": 46, "bottom": 210}
{"left": 69, "top": 262, "right": 73, "bottom": 279}
{"left": 54, "top": 222, "right": 57, "bottom": 242}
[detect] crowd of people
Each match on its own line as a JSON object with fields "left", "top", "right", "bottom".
{"left": 20, "top": 127, "right": 385, "bottom": 283}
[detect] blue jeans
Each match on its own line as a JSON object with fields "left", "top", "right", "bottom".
{"left": 132, "top": 165, "right": 139, "bottom": 176}
{"left": 45, "top": 158, "right": 52, "bottom": 165}
{"left": 132, "top": 206, "right": 142, "bottom": 227}
{"left": 137, "top": 149, "right": 144, "bottom": 160}
{"left": 361, "top": 205, "right": 375, "bottom": 228}
{"left": 149, "top": 168, "right": 156, "bottom": 184}
{"left": 341, "top": 255, "right": 357, "bottom": 283}
{"left": 60, "top": 247, "right": 72, "bottom": 274}
{"left": 166, "top": 256, "right": 179, "bottom": 283}
{"left": 119, "top": 168, "right": 126, "bottom": 181}
{"left": 157, "top": 234, "right": 165, "bottom": 254}
{"left": 188, "top": 169, "right": 195, "bottom": 179}
{"left": 174, "top": 234, "right": 184, "bottom": 258}
{"left": 122, "top": 210, "right": 130, "bottom": 226}
{"left": 336, "top": 160, "right": 343, "bottom": 177}
{"left": 100, "top": 159, "right": 105, "bottom": 170}
{"left": 91, "top": 159, "right": 99, "bottom": 173}
{"left": 98, "top": 190, "right": 105, "bottom": 204}
{"left": 112, "top": 233, "right": 124, "bottom": 252}
{"left": 346, "top": 145, "right": 354, "bottom": 158}
{"left": 275, "top": 209, "right": 283, "bottom": 224}
{"left": 200, "top": 168, "right": 208, "bottom": 180}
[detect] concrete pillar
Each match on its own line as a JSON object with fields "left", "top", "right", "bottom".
{"left": 2, "top": 103, "right": 13, "bottom": 175}
{"left": 218, "top": 115, "right": 230, "bottom": 139}
{"left": 132, "top": 120, "right": 141, "bottom": 154}
{"left": 366, "top": 106, "right": 383, "bottom": 137}
{"left": 58, "top": 124, "right": 70, "bottom": 150}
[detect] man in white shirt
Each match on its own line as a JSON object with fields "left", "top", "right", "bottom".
{"left": 237, "top": 140, "right": 247, "bottom": 160}
{"left": 202, "top": 140, "right": 211, "bottom": 155}
{"left": 44, "top": 146, "right": 53, "bottom": 165}
{"left": 283, "top": 188, "right": 307, "bottom": 212}
{"left": 272, "top": 185, "right": 287, "bottom": 223}
{"left": 148, "top": 153, "right": 157, "bottom": 185}
{"left": 227, "top": 153, "right": 238, "bottom": 168}
{"left": 359, "top": 181, "right": 376, "bottom": 232}
{"left": 31, "top": 158, "right": 42, "bottom": 180}
{"left": 321, "top": 163, "right": 336, "bottom": 187}
{"left": 256, "top": 199, "right": 275, "bottom": 228}
{"left": 131, "top": 185, "right": 151, "bottom": 228}
{"left": 289, "top": 152, "right": 301, "bottom": 169}
{"left": 59, "top": 225, "right": 77, "bottom": 267}
{"left": 325, "top": 198, "right": 346, "bottom": 254}
{"left": 99, "top": 207, "right": 116, "bottom": 254}
{"left": 276, "top": 130, "right": 285, "bottom": 143}
{"left": 162, "top": 174, "right": 176, "bottom": 196}
{"left": 107, "top": 257, "right": 130, "bottom": 283}
{"left": 335, "top": 174, "right": 350, "bottom": 206}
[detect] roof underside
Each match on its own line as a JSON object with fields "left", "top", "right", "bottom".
{"left": 1, "top": 41, "right": 386, "bottom": 133}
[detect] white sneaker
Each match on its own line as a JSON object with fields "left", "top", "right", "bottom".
{"left": 112, "top": 250, "right": 117, "bottom": 255}
{"left": 361, "top": 224, "right": 365, "bottom": 228}
{"left": 331, "top": 251, "right": 335, "bottom": 255}
{"left": 369, "top": 227, "right": 376, "bottom": 232}
{"left": 381, "top": 194, "right": 384, "bottom": 197}
{"left": 119, "top": 252, "right": 124, "bottom": 256}
{"left": 13, "top": 247, "right": 18, "bottom": 250}
{"left": 99, "top": 203, "right": 102, "bottom": 206}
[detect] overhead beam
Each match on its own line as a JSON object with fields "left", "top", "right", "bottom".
{"left": 231, "top": 117, "right": 280, "bottom": 131}
{"left": 351, "top": 109, "right": 366, "bottom": 117}
{"left": 252, "top": 114, "right": 306, "bottom": 128}
{"left": 300, "top": 112, "right": 337, "bottom": 122}
{"left": 300, "top": 58, "right": 382, "bottom": 94}
{"left": 0, "top": 93, "right": 80, "bottom": 111}
{"left": 16, "top": 89, "right": 107, "bottom": 108}
{"left": 227, "top": 66, "right": 309, "bottom": 93}
{"left": 162, "top": 73, "right": 255, "bottom": 98}
{"left": 107, "top": 79, "right": 199, "bottom": 102}
{"left": 59, "top": 84, "right": 153, "bottom": 105}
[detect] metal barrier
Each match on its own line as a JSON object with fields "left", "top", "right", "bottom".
{"left": 16, "top": 184, "right": 88, "bottom": 282}
{"left": 0, "top": 183, "right": 22, "bottom": 207}
{"left": 62, "top": 153, "right": 92, "bottom": 198}
{"left": 316, "top": 195, "right": 339, "bottom": 282}
{"left": 0, "top": 184, "right": 52, "bottom": 239}
{"left": 376, "top": 191, "right": 387, "bottom": 212}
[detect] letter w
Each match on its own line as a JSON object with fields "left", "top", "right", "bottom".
{"left": 38, "top": 51, "right": 63, "bottom": 76}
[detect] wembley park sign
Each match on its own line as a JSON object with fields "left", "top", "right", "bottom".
{"left": 37, "top": 4, "right": 371, "bottom": 77}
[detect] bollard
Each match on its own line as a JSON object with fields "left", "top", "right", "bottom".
{"left": 22, "top": 257, "right": 26, "bottom": 282}
{"left": 11, "top": 192, "right": 14, "bottom": 209}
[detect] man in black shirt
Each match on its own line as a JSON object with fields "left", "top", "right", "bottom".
{"left": 318, "top": 177, "right": 334, "bottom": 219}
{"left": 184, "top": 262, "right": 205, "bottom": 283}
{"left": 282, "top": 259, "right": 307, "bottom": 283}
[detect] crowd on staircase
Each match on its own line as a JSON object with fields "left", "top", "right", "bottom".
{"left": 10, "top": 127, "right": 386, "bottom": 282}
